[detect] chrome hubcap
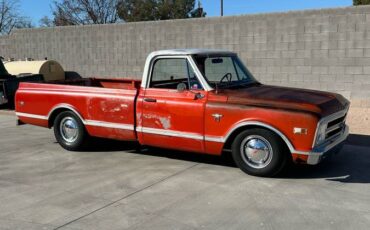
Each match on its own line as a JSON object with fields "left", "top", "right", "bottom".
{"left": 240, "top": 135, "right": 273, "bottom": 169}
{"left": 59, "top": 117, "right": 79, "bottom": 143}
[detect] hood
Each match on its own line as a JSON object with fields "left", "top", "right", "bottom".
{"left": 218, "top": 85, "right": 349, "bottom": 117}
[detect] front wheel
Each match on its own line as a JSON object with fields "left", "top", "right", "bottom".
{"left": 53, "top": 111, "right": 88, "bottom": 151}
{"left": 231, "top": 128, "right": 289, "bottom": 177}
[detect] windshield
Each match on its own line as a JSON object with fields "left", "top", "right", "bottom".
{"left": 193, "top": 55, "right": 258, "bottom": 89}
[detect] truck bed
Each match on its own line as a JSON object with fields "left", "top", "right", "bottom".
{"left": 49, "top": 77, "right": 142, "bottom": 90}
{"left": 1, "top": 74, "right": 44, "bottom": 107}
{"left": 15, "top": 78, "right": 141, "bottom": 141}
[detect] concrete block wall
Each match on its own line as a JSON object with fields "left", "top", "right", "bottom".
{"left": 1, "top": 5, "right": 370, "bottom": 113}
{"left": 0, "top": 35, "right": 10, "bottom": 59}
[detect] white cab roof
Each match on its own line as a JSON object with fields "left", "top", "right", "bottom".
{"left": 142, "top": 49, "right": 235, "bottom": 90}
{"left": 148, "top": 49, "right": 236, "bottom": 57}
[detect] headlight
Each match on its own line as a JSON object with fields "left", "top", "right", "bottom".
{"left": 315, "top": 122, "right": 327, "bottom": 146}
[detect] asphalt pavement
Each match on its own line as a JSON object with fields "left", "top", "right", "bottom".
{"left": 0, "top": 113, "right": 369, "bottom": 230}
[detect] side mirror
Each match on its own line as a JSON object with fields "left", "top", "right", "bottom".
{"left": 176, "top": 83, "right": 187, "bottom": 92}
{"left": 194, "top": 92, "right": 205, "bottom": 100}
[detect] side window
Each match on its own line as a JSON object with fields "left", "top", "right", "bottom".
{"left": 150, "top": 58, "right": 203, "bottom": 90}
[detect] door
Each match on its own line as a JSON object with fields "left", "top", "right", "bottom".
{"left": 140, "top": 57, "right": 207, "bottom": 152}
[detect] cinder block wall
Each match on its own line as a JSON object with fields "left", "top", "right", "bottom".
{"left": 1, "top": 6, "right": 370, "bottom": 133}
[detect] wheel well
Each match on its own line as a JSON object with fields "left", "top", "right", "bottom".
{"left": 223, "top": 125, "right": 290, "bottom": 153}
{"left": 48, "top": 108, "right": 70, "bottom": 128}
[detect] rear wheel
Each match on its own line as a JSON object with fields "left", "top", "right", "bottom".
{"left": 53, "top": 111, "right": 88, "bottom": 151}
{"left": 231, "top": 128, "right": 289, "bottom": 177}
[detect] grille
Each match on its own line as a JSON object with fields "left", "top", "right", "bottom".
{"left": 325, "top": 113, "right": 347, "bottom": 141}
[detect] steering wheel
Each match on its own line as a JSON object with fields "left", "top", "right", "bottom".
{"left": 219, "top": 73, "right": 233, "bottom": 84}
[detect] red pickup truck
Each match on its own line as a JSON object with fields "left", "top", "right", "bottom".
{"left": 15, "top": 49, "right": 349, "bottom": 176}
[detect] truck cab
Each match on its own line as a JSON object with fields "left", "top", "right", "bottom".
{"left": 15, "top": 49, "right": 350, "bottom": 177}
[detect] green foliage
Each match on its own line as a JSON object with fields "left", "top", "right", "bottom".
{"left": 353, "top": 0, "right": 370, "bottom": 5}
{"left": 117, "top": 0, "right": 206, "bottom": 22}
{"left": 116, "top": 0, "right": 158, "bottom": 22}
{"left": 49, "top": 0, "right": 205, "bottom": 26}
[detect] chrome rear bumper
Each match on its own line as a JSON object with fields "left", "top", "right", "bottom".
{"left": 306, "top": 125, "right": 349, "bottom": 165}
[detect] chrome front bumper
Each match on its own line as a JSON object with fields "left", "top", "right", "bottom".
{"left": 306, "top": 125, "right": 349, "bottom": 165}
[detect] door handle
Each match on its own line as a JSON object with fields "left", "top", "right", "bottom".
{"left": 144, "top": 98, "right": 157, "bottom": 103}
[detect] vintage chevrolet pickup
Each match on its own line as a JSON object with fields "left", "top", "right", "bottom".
{"left": 15, "top": 49, "right": 349, "bottom": 176}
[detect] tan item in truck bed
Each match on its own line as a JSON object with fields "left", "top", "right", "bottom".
{"left": 4, "top": 60, "right": 65, "bottom": 81}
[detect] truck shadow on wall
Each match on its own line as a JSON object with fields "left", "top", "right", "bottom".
{"left": 83, "top": 134, "right": 370, "bottom": 184}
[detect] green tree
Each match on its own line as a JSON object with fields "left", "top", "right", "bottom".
{"left": 116, "top": 0, "right": 158, "bottom": 22}
{"left": 353, "top": 0, "right": 370, "bottom": 5}
{"left": 117, "top": 0, "right": 206, "bottom": 22}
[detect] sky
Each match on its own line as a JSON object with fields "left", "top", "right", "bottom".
{"left": 19, "top": 0, "right": 353, "bottom": 25}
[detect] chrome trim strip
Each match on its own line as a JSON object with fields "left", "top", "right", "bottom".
{"left": 15, "top": 112, "right": 48, "bottom": 120}
{"left": 136, "top": 126, "right": 204, "bottom": 140}
{"left": 17, "top": 109, "right": 134, "bottom": 131}
{"left": 204, "top": 136, "right": 224, "bottom": 143}
{"left": 19, "top": 90, "right": 133, "bottom": 100}
{"left": 85, "top": 120, "right": 134, "bottom": 130}
{"left": 326, "top": 123, "right": 343, "bottom": 134}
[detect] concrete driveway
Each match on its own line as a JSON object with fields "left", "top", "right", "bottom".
{"left": 0, "top": 113, "right": 370, "bottom": 230}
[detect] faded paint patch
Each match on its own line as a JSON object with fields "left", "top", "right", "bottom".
{"left": 159, "top": 117, "right": 171, "bottom": 129}
{"left": 136, "top": 112, "right": 142, "bottom": 126}
{"left": 142, "top": 113, "right": 171, "bottom": 129}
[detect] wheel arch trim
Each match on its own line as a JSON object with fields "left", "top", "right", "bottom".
{"left": 47, "top": 104, "right": 86, "bottom": 126}
{"left": 222, "top": 121, "right": 303, "bottom": 155}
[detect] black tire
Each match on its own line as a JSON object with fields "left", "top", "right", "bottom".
{"left": 231, "top": 128, "right": 289, "bottom": 177}
{"left": 53, "top": 111, "right": 88, "bottom": 151}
